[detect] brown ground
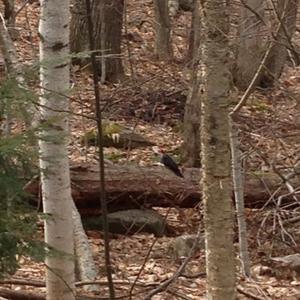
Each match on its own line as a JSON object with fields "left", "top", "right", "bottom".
{"left": 2, "top": 0, "right": 300, "bottom": 299}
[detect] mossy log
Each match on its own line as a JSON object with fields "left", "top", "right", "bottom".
{"left": 81, "top": 124, "right": 155, "bottom": 149}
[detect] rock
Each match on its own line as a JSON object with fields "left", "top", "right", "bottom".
{"left": 167, "top": 234, "right": 204, "bottom": 261}
{"left": 270, "top": 254, "right": 300, "bottom": 280}
{"left": 83, "top": 209, "right": 169, "bottom": 237}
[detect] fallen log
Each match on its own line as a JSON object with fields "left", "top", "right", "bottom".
{"left": 26, "top": 164, "right": 199, "bottom": 212}
{"left": 0, "top": 287, "right": 45, "bottom": 300}
{"left": 26, "top": 164, "right": 299, "bottom": 212}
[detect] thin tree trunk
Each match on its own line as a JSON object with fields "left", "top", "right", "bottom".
{"left": 3, "top": 0, "right": 14, "bottom": 25}
{"left": 201, "top": 0, "right": 236, "bottom": 298}
{"left": 153, "top": 0, "right": 173, "bottom": 60}
{"left": 229, "top": 120, "right": 251, "bottom": 277}
{"left": 0, "top": 16, "right": 21, "bottom": 79}
{"left": 2, "top": 0, "right": 17, "bottom": 39}
{"left": 234, "top": 0, "right": 266, "bottom": 90}
{"left": 261, "top": 0, "right": 299, "bottom": 87}
{"left": 39, "top": 0, "right": 75, "bottom": 299}
{"left": 99, "top": 0, "right": 124, "bottom": 82}
{"left": 182, "top": 0, "right": 201, "bottom": 168}
{"left": 0, "top": 15, "right": 34, "bottom": 130}
{"left": 186, "top": 0, "right": 200, "bottom": 63}
{"left": 70, "top": 0, "right": 124, "bottom": 83}
{"left": 182, "top": 63, "right": 201, "bottom": 167}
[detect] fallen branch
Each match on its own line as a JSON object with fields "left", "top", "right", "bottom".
{"left": 0, "top": 278, "right": 158, "bottom": 288}
{"left": 143, "top": 222, "right": 203, "bottom": 299}
{"left": 237, "top": 285, "right": 270, "bottom": 300}
{"left": 0, "top": 287, "right": 44, "bottom": 300}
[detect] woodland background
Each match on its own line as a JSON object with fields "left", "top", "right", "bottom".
{"left": 0, "top": 0, "right": 300, "bottom": 299}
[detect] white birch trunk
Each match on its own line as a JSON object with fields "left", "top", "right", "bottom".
{"left": 38, "top": 0, "right": 75, "bottom": 299}
{"left": 72, "top": 202, "right": 99, "bottom": 292}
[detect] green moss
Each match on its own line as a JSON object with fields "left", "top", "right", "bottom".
{"left": 103, "top": 122, "right": 123, "bottom": 135}
{"left": 106, "top": 151, "right": 124, "bottom": 162}
{"left": 81, "top": 122, "right": 125, "bottom": 146}
{"left": 252, "top": 100, "right": 269, "bottom": 112}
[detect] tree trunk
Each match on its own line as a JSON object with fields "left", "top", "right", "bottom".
{"left": 0, "top": 13, "right": 35, "bottom": 129}
{"left": 182, "top": 0, "right": 201, "bottom": 168}
{"left": 70, "top": 0, "right": 124, "bottom": 83}
{"left": 201, "top": 0, "right": 236, "bottom": 298}
{"left": 260, "top": 0, "right": 299, "bottom": 87}
{"left": 39, "top": 0, "right": 75, "bottom": 299}
{"left": 234, "top": 0, "right": 266, "bottom": 90}
{"left": 169, "top": 0, "right": 179, "bottom": 16}
{"left": 186, "top": 0, "right": 200, "bottom": 63}
{"left": 235, "top": 0, "right": 299, "bottom": 89}
{"left": 3, "top": 0, "right": 14, "bottom": 23}
{"left": 72, "top": 202, "right": 99, "bottom": 293}
{"left": 0, "top": 11, "right": 20, "bottom": 135}
{"left": 153, "top": 0, "right": 173, "bottom": 60}
{"left": 182, "top": 64, "right": 201, "bottom": 167}
{"left": 2, "top": 0, "right": 17, "bottom": 39}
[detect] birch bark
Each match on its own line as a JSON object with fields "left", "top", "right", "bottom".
{"left": 39, "top": 0, "right": 75, "bottom": 299}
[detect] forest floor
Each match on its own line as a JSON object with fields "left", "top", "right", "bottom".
{"left": 2, "top": 0, "right": 300, "bottom": 299}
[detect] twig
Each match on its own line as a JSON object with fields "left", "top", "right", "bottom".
{"left": 143, "top": 222, "right": 203, "bottom": 299}
{"left": 231, "top": 41, "right": 273, "bottom": 116}
{"left": 180, "top": 272, "right": 206, "bottom": 279}
{"left": 167, "top": 289, "right": 194, "bottom": 300}
{"left": 237, "top": 285, "right": 268, "bottom": 300}
{"left": 283, "top": 215, "right": 300, "bottom": 225}
{"left": 277, "top": 212, "right": 297, "bottom": 246}
{"left": 128, "top": 208, "right": 172, "bottom": 299}
{"left": 240, "top": 0, "right": 298, "bottom": 59}
{"left": 14, "top": 0, "right": 31, "bottom": 18}
{"left": 268, "top": 0, "right": 300, "bottom": 64}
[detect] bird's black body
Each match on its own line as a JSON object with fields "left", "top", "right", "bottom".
{"left": 160, "top": 153, "right": 184, "bottom": 178}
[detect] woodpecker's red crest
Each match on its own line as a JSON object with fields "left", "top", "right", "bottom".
{"left": 152, "top": 146, "right": 183, "bottom": 178}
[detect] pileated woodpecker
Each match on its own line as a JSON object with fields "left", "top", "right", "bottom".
{"left": 153, "top": 146, "right": 184, "bottom": 178}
